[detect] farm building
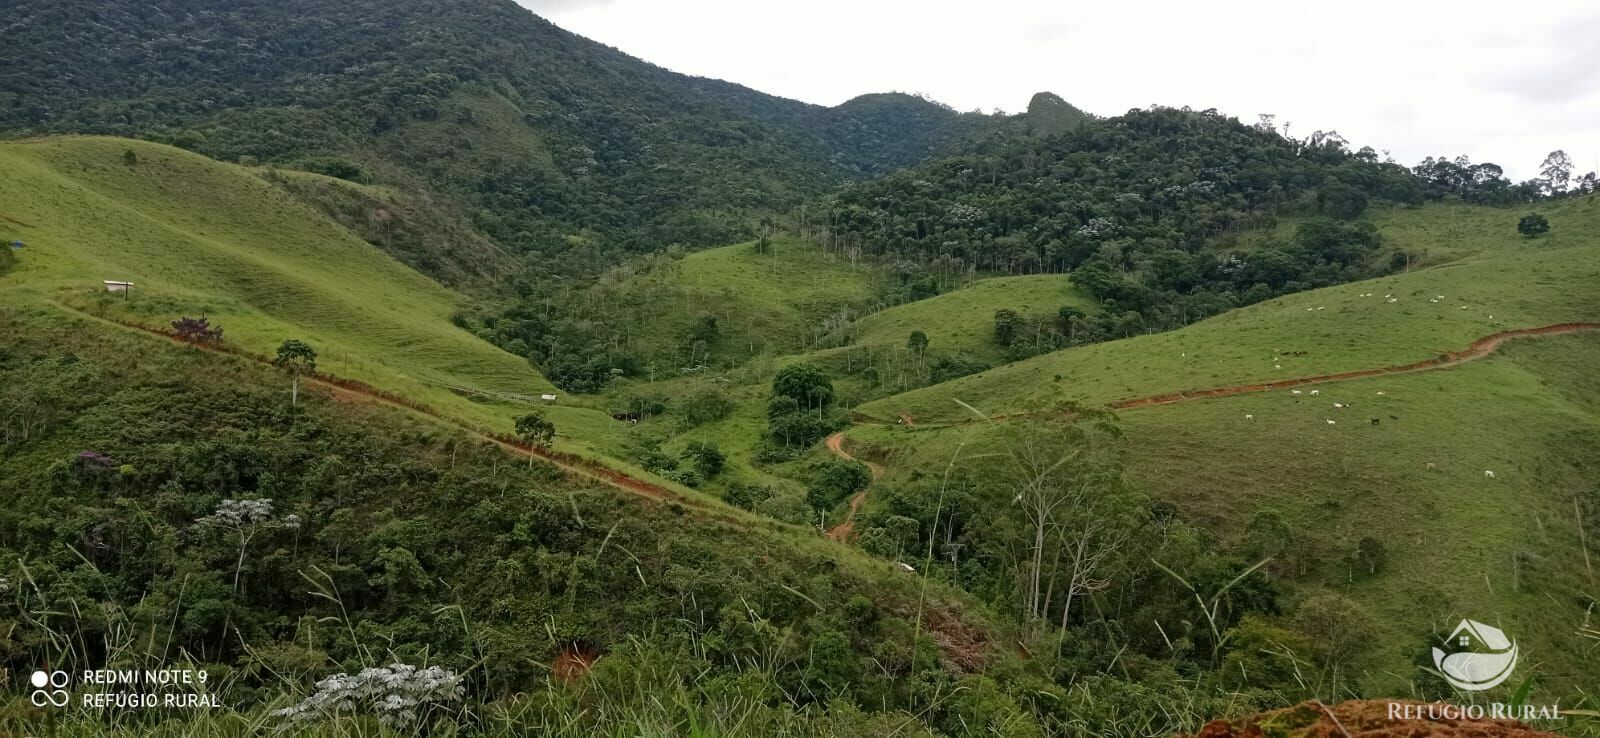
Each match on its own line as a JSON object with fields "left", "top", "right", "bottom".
{"left": 103, "top": 280, "right": 135, "bottom": 294}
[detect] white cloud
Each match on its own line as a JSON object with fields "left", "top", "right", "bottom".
{"left": 516, "top": 0, "right": 1600, "bottom": 179}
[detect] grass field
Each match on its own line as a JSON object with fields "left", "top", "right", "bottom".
{"left": 836, "top": 273, "right": 1095, "bottom": 363}
{"left": 622, "top": 238, "right": 881, "bottom": 363}
{"left": 838, "top": 196, "right": 1600, "bottom": 694}
{"left": 861, "top": 197, "right": 1600, "bottom": 423}
{"left": 0, "top": 137, "right": 664, "bottom": 474}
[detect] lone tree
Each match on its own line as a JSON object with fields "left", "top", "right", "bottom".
{"left": 906, "top": 330, "right": 929, "bottom": 356}
{"left": 272, "top": 340, "right": 317, "bottom": 406}
{"left": 514, "top": 412, "right": 556, "bottom": 466}
{"left": 1517, "top": 213, "right": 1550, "bottom": 238}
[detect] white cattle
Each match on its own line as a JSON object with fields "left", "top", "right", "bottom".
{"left": 1484, "top": 470, "right": 1496, "bottom": 479}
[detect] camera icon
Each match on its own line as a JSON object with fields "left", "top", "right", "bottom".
{"left": 29, "top": 670, "right": 71, "bottom": 707}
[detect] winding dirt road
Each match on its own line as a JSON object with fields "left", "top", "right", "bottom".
{"left": 1109, "top": 322, "right": 1600, "bottom": 410}
{"left": 869, "top": 322, "right": 1600, "bottom": 424}
{"left": 60, "top": 300, "right": 1599, "bottom": 539}
{"left": 823, "top": 431, "right": 883, "bottom": 541}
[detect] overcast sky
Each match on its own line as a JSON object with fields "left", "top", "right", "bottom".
{"left": 516, "top": 0, "right": 1598, "bottom": 180}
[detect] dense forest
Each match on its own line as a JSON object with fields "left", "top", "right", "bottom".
{"left": 0, "top": 0, "right": 998, "bottom": 259}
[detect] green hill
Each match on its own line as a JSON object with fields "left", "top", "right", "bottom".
{"left": 837, "top": 274, "right": 1096, "bottom": 363}
{"left": 862, "top": 197, "right": 1600, "bottom": 423}
{"left": 0, "top": 137, "right": 665, "bottom": 458}
{"left": 2, "top": 0, "right": 1005, "bottom": 262}
{"left": 838, "top": 196, "right": 1600, "bottom": 693}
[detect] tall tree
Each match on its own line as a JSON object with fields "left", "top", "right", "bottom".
{"left": 272, "top": 340, "right": 317, "bottom": 406}
{"left": 514, "top": 412, "right": 556, "bottom": 467}
{"left": 1540, "top": 150, "right": 1574, "bottom": 195}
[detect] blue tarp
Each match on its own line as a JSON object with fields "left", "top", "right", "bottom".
{"left": 8, "top": 240, "right": 22, "bottom": 249}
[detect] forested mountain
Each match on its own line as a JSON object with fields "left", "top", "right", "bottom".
{"left": 811, "top": 107, "right": 1427, "bottom": 345}
{"left": 0, "top": 0, "right": 999, "bottom": 257}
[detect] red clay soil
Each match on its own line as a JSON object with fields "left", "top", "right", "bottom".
{"left": 1110, "top": 323, "right": 1600, "bottom": 410}
{"left": 824, "top": 431, "right": 883, "bottom": 542}
{"left": 551, "top": 644, "right": 599, "bottom": 685}
{"left": 1189, "top": 700, "right": 1566, "bottom": 738}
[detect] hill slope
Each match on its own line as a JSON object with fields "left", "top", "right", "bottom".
{"left": 0, "top": 137, "right": 629, "bottom": 440}
{"left": 1, "top": 0, "right": 1002, "bottom": 258}
{"left": 862, "top": 197, "right": 1600, "bottom": 423}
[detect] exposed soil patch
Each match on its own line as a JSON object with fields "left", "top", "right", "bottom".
{"left": 551, "top": 644, "right": 599, "bottom": 685}
{"left": 824, "top": 431, "right": 883, "bottom": 541}
{"left": 1189, "top": 700, "right": 1566, "bottom": 738}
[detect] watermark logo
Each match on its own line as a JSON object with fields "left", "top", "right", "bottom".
{"left": 30, "top": 670, "right": 70, "bottom": 707}
{"left": 1432, "top": 618, "right": 1518, "bottom": 692}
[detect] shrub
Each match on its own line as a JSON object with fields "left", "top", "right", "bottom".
{"left": 1517, "top": 212, "right": 1550, "bottom": 237}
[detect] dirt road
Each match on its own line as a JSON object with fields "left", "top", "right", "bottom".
{"left": 823, "top": 431, "right": 883, "bottom": 541}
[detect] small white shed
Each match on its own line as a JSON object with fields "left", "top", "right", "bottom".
{"left": 540, "top": 393, "right": 558, "bottom": 403}
{"left": 103, "top": 280, "right": 135, "bottom": 294}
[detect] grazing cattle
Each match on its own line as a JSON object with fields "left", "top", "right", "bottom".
{"left": 1333, "top": 403, "right": 1344, "bottom": 409}
{"left": 1275, "top": 364, "right": 1282, "bottom": 370}
{"left": 1376, "top": 391, "right": 1386, "bottom": 396}
{"left": 1484, "top": 470, "right": 1497, "bottom": 479}
{"left": 1245, "top": 414, "right": 1254, "bottom": 420}
{"left": 1426, "top": 461, "right": 1437, "bottom": 471}
{"left": 1326, "top": 419, "right": 1337, "bottom": 425}
{"left": 1291, "top": 389, "right": 1302, "bottom": 395}
{"left": 1389, "top": 414, "right": 1399, "bottom": 420}
{"left": 898, "top": 562, "right": 916, "bottom": 573}
{"left": 1369, "top": 417, "right": 1380, "bottom": 425}
{"left": 1310, "top": 390, "right": 1321, "bottom": 396}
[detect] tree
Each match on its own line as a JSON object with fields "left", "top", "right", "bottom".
{"left": 171, "top": 316, "right": 224, "bottom": 344}
{"left": 678, "top": 386, "right": 734, "bottom": 427}
{"left": 771, "top": 363, "right": 834, "bottom": 411}
{"left": 1293, "top": 593, "right": 1377, "bottom": 700}
{"left": 1517, "top": 212, "right": 1550, "bottom": 238}
{"left": 993, "top": 309, "right": 1020, "bottom": 346}
{"left": 906, "top": 330, "right": 929, "bottom": 356}
{"left": 514, "top": 412, "right": 556, "bottom": 466}
{"left": 196, "top": 498, "right": 300, "bottom": 593}
{"left": 1004, "top": 418, "right": 1144, "bottom": 631}
{"left": 806, "top": 459, "right": 871, "bottom": 524}
{"left": 1539, "top": 150, "right": 1573, "bottom": 196}
{"left": 272, "top": 340, "right": 317, "bottom": 406}
{"left": 682, "top": 440, "right": 725, "bottom": 479}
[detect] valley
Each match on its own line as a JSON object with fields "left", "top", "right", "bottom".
{"left": 1, "top": 1, "right": 1597, "bottom": 735}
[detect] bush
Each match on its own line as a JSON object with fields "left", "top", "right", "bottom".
{"left": 678, "top": 387, "right": 734, "bottom": 427}
{"left": 1517, "top": 212, "right": 1550, "bottom": 237}
{"left": 681, "top": 441, "right": 725, "bottom": 479}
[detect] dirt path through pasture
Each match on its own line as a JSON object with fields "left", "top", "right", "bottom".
{"left": 824, "top": 431, "right": 883, "bottom": 541}
{"left": 1108, "top": 322, "right": 1600, "bottom": 410}
{"left": 867, "top": 322, "right": 1600, "bottom": 425}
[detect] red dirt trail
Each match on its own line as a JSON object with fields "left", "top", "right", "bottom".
{"left": 50, "top": 302, "right": 745, "bottom": 519}
{"left": 823, "top": 431, "right": 884, "bottom": 541}
{"left": 869, "top": 322, "right": 1600, "bottom": 424}
{"left": 1187, "top": 700, "right": 1566, "bottom": 738}
{"left": 1109, "top": 322, "right": 1600, "bottom": 410}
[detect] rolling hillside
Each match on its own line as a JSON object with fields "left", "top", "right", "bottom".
{"left": 860, "top": 197, "right": 1600, "bottom": 424}
{"left": 836, "top": 196, "right": 1600, "bottom": 694}
{"left": 0, "top": 137, "right": 654, "bottom": 465}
